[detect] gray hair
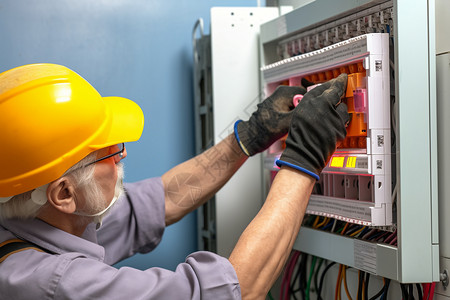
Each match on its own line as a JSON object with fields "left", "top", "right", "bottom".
{"left": 0, "top": 152, "right": 99, "bottom": 220}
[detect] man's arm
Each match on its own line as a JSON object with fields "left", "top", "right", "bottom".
{"left": 161, "top": 134, "right": 248, "bottom": 225}
{"left": 229, "top": 167, "right": 314, "bottom": 299}
{"left": 161, "top": 85, "right": 307, "bottom": 226}
{"left": 229, "top": 74, "right": 350, "bottom": 299}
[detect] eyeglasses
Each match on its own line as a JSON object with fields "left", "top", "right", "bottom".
{"left": 84, "top": 143, "right": 125, "bottom": 168}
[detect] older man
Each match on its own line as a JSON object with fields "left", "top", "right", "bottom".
{"left": 0, "top": 63, "right": 348, "bottom": 299}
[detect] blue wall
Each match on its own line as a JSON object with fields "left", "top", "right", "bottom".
{"left": 0, "top": 0, "right": 263, "bottom": 271}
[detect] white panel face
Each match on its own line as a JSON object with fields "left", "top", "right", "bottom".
{"left": 210, "top": 7, "right": 279, "bottom": 256}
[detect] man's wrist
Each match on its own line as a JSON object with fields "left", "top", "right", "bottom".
{"left": 234, "top": 120, "right": 251, "bottom": 156}
{"left": 275, "top": 159, "right": 320, "bottom": 181}
{"left": 277, "top": 166, "right": 316, "bottom": 186}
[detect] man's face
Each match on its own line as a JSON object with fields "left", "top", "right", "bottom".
{"left": 76, "top": 145, "right": 127, "bottom": 216}
{"left": 92, "top": 145, "right": 126, "bottom": 204}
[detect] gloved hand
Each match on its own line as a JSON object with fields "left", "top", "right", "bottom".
{"left": 234, "top": 85, "right": 309, "bottom": 156}
{"left": 276, "top": 73, "right": 349, "bottom": 180}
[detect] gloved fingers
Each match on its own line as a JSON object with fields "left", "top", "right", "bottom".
{"left": 303, "top": 73, "right": 348, "bottom": 102}
{"left": 270, "top": 85, "right": 307, "bottom": 112}
{"left": 315, "top": 74, "right": 348, "bottom": 108}
{"left": 327, "top": 73, "right": 348, "bottom": 106}
{"left": 301, "top": 77, "right": 315, "bottom": 89}
{"left": 303, "top": 79, "right": 333, "bottom": 99}
{"left": 336, "top": 103, "right": 350, "bottom": 126}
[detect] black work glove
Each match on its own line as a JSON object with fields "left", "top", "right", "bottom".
{"left": 276, "top": 73, "right": 349, "bottom": 180}
{"left": 234, "top": 85, "right": 309, "bottom": 156}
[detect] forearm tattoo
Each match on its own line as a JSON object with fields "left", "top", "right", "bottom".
{"left": 166, "top": 173, "right": 202, "bottom": 208}
{"left": 165, "top": 135, "right": 245, "bottom": 208}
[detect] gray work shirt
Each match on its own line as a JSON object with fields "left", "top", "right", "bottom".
{"left": 0, "top": 177, "right": 240, "bottom": 299}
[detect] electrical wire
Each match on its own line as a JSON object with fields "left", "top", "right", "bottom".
{"left": 291, "top": 253, "right": 308, "bottom": 299}
{"left": 336, "top": 222, "right": 349, "bottom": 235}
{"left": 430, "top": 282, "right": 436, "bottom": 300}
{"left": 316, "top": 217, "right": 330, "bottom": 229}
{"left": 380, "top": 279, "right": 391, "bottom": 300}
{"left": 313, "top": 258, "right": 324, "bottom": 293}
{"left": 283, "top": 251, "right": 301, "bottom": 300}
{"left": 423, "top": 283, "right": 430, "bottom": 299}
{"left": 389, "top": 236, "right": 397, "bottom": 246}
{"left": 321, "top": 220, "right": 334, "bottom": 231}
{"left": 408, "top": 284, "right": 414, "bottom": 300}
{"left": 416, "top": 283, "right": 423, "bottom": 300}
{"left": 373, "top": 231, "right": 391, "bottom": 243}
{"left": 343, "top": 266, "right": 353, "bottom": 300}
{"left": 384, "top": 229, "right": 397, "bottom": 244}
{"left": 305, "top": 256, "right": 317, "bottom": 300}
{"left": 331, "top": 219, "right": 338, "bottom": 232}
{"left": 312, "top": 216, "right": 321, "bottom": 228}
{"left": 356, "top": 227, "right": 372, "bottom": 239}
{"left": 317, "top": 262, "right": 336, "bottom": 300}
{"left": 349, "top": 226, "right": 365, "bottom": 237}
{"left": 291, "top": 253, "right": 310, "bottom": 299}
{"left": 357, "top": 271, "right": 364, "bottom": 300}
{"left": 369, "top": 278, "right": 386, "bottom": 300}
{"left": 344, "top": 224, "right": 361, "bottom": 236}
{"left": 400, "top": 283, "right": 409, "bottom": 300}
{"left": 361, "top": 229, "right": 377, "bottom": 240}
{"left": 280, "top": 251, "right": 299, "bottom": 300}
{"left": 364, "top": 272, "right": 370, "bottom": 300}
{"left": 335, "top": 223, "right": 351, "bottom": 300}
{"left": 335, "top": 265, "right": 343, "bottom": 300}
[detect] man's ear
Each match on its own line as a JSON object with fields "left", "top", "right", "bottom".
{"left": 47, "top": 177, "right": 77, "bottom": 214}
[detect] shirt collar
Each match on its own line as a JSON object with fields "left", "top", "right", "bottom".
{"left": 0, "top": 218, "right": 105, "bottom": 261}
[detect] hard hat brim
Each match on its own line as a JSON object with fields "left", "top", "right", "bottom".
{"left": 90, "top": 96, "right": 145, "bottom": 150}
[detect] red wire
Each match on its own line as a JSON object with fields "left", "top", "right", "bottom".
{"left": 280, "top": 251, "right": 301, "bottom": 300}
{"left": 280, "top": 257, "right": 289, "bottom": 300}
{"left": 285, "top": 251, "right": 301, "bottom": 300}
{"left": 389, "top": 236, "right": 397, "bottom": 246}
{"left": 384, "top": 229, "right": 397, "bottom": 244}
{"left": 429, "top": 282, "right": 436, "bottom": 300}
{"left": 422, "top": 283, "right": 430, "bottom": 300}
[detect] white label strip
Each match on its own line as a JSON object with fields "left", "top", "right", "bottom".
{"left": 354, "top": 240, "right": 377, "bottom": 274}
{"left": 262, "top": 34, "right": 372, "bottom": 83}
{"left": 307, "top": 195, "right": 373, "bottom": 225}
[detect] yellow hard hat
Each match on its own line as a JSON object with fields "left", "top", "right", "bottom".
{"left": 0, "top": 63, "right": 144, "bottom": 197}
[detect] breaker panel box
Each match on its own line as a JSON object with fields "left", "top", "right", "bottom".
{"left": 259, "top": 0, "right": 439, "bottom": 283}
{"left": 263, "top": 33, "right": 392, "bottom": 226}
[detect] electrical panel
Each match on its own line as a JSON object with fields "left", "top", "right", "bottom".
{"left": 263, "top": 33, "right": 392, "bottom": 226}
{"left": 259, "top": 0, "right": 439, "bottom": 283}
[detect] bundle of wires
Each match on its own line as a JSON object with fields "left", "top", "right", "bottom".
{"left": 279, "top": 251, "right": 327, "bottom": 300}
{"left": 285, "top": 216, "right": 436, "bottom": 300}
{"left": 280, "top": 251, "right": 302, "bottom": 300}
{"left": 422, "top": 282, "right": 436, "bottom": 300}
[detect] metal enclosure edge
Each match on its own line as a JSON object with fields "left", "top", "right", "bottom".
{"left": 395, "top": 0, "right": 439, "bottom": 282}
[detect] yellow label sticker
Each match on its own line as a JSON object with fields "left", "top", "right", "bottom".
{"left": 330, "top": 156, "right": 345, "bottom": 168}
{"left": 346, "top": 156, "right": 357, "bottom": 168}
